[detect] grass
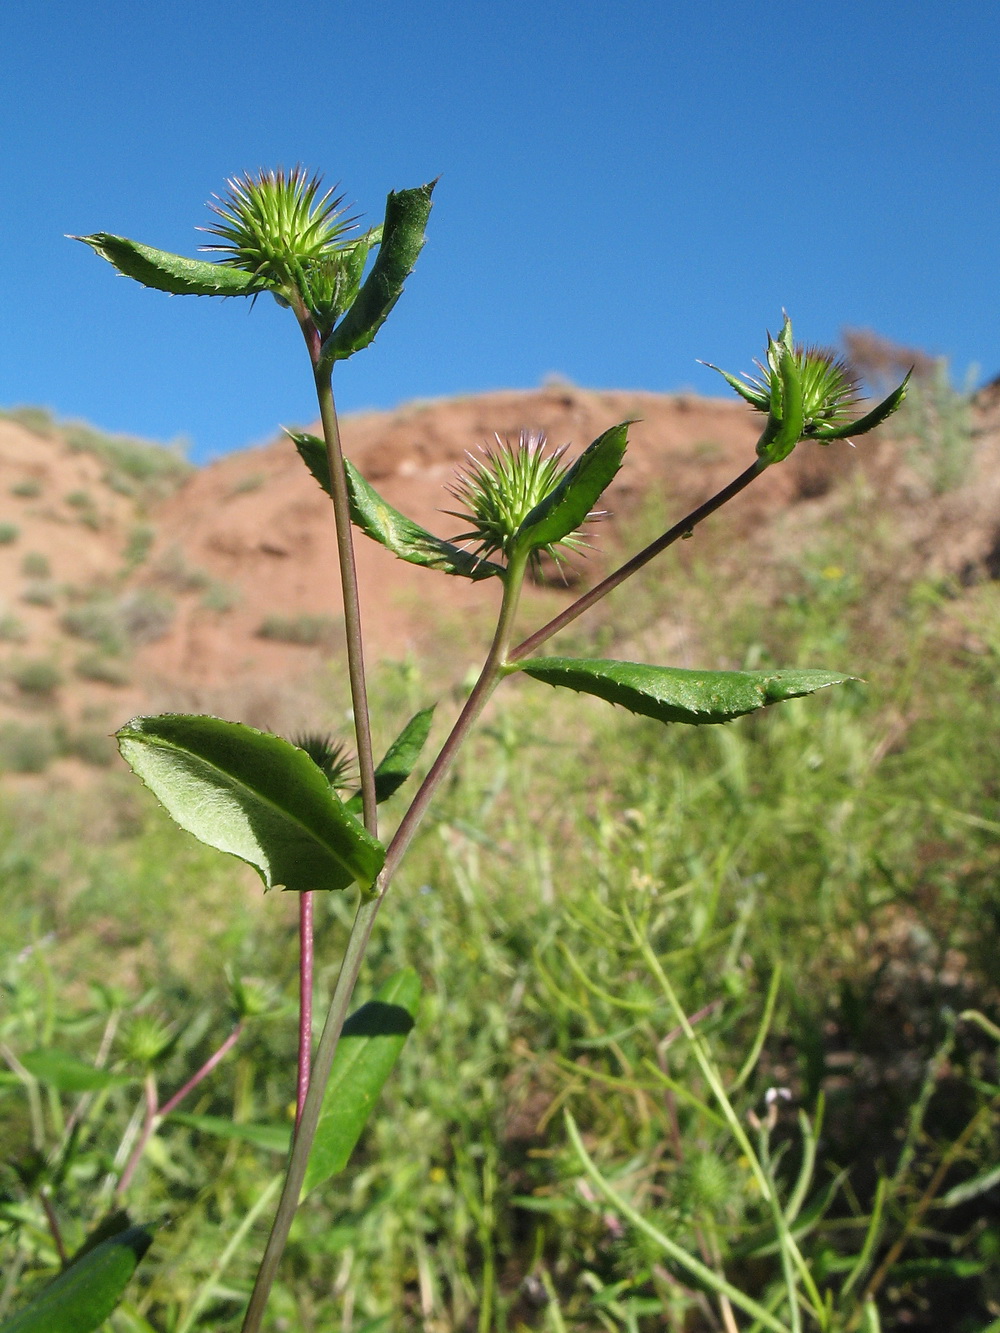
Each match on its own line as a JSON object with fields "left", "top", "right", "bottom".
{"left": 20, "top": 552, "right": 50, "bottom": 579}
{"left": 256, "top": 612, "right": 344, "bottom": 647}
{"left": 60, "top": 589, "right": 175, "bottom": 654}
{"left": 0, "top": 613, "right": 28, "bottom": 643}
{"left": 8, "top": 658, "right": 62, "bottom": 696}
{"left": 10, "top": 477, "right": 42, "bottom": 499}
{"left": 0, "top": 489, "right": 998, "bottom": 1331}
{"left": 0, "top": 405, "right": 192, "bottom": 503}
{"left": 74, "top": 652, "right": 132, "bottom": 686}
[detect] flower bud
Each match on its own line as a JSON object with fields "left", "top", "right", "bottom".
{"left": 704, "top": 315, "right": 910, "bottom": 466}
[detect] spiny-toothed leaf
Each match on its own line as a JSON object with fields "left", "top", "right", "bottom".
{"left": 512, "top": 423, "right": 630, "bottom": 558}
{"left": 702, "top": 362, "right": 770, "bottom": 409}
{"left": 345, "top": 707, "right": 435, "bottom": 816}
{"left": 811, "top": 373, "right": 911, "bottom": 441}
{"left": 519, "top": 658, "right": 855, "bottom": 726}
{"left": 165, "top": 1112, "right": 290, "bottom": 1154}
{"left": 73, "top": 234, "right": 263, "bottom": 297}
{"left": 0, "top": 1225, "right": 152, "bottom": 1333}
{"left": 288, "top": 430, "right": 503, "bottom": 580}
{"left": 19, "top": 1050, "right": 135, "bottom": 1094}
{"left": 322, "top": 182, "right": 435, "bottom": 364}
{"left": 302, "top": 968, "right": 420, "bottom": 1197}
{"left": 116, "top": 715, "right": 384, "bottom": 892}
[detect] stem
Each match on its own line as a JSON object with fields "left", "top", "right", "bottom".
{"left": 312, "top": 361, "right": 378, "bottom": 833}
{"left": 159, "top": 1024, "right": 244, "bottom": 1118}
{"left": 176, "top": 1174, "right": 283, "bottom": 1333}
{"left": 241, "top": 554, "right": 531, "bottom": 1333}
{"left": 116, "top": 1072, "right": 158, "bottom": 1196}
{"left": 116, "top": 1026, "right": 243, "bottom": 1196}
{"left": 851, "top": 1093, "right": 1000, "bottom": 1325}
{"left": 509, "top": 458, "right": 766, "bottom": 663}
{"left": 565, "top": 1111, "right": 792, "bottom": 1333}
{"left": 297, "top": 892, "right": 314, "bottom": 1127}
{"left": 39, "top": 1190, "right": 66, "bottom": 1267}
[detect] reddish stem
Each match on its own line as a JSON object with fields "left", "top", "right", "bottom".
{"left": 116, "top": 1025, "right": 243, "bottom": 1196}
{"left": 296, "top": 892, "right": 314, "bottom": 1126}
{"left": 39, "top": 1190, "right": 67, "bottom": 1266}
{"left": 159, "top": 1024, "right": 244, "bottom": 1118}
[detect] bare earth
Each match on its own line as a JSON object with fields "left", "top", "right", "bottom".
{"left": 2, "top": 382, "right": 998, "bottom": 750}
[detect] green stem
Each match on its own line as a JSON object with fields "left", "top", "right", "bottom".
{"left": 240, "top": 553, "right": 530, "bottom": 1332}
{"left": 509, "top": 457, "right": 766, "bottom": 663}
{"left": 624, "top": 907, "right": 827, "bottom": 1325}
{"left": 313, "top": 362, "right": 378, "bottom": 833}
{"left": 382, "top": 549, "right": 529, "bottom": 882}
{"left": 565, "top": 1111, "right": 792, "bottom": 1333}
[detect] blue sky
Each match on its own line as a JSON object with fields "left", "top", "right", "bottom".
{"left": 2, "top": 1, "right": 997, "bottom": 462}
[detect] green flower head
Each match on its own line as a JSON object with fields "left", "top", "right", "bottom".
{"left": 704, "top": 314, "right": 910, "bottom": 465}
{"left": 291, "top": 732, "right": 354, "bottom": 789}
{"left": 446, "top": 430, "right": 598, "bottom": 570}
{"left": 201, "top": 167, "right": 375, "bottom": 335}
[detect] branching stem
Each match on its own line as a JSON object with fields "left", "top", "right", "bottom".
{"left": 509, "top": 457, "right": 766, "bottom": 663}
{"left": 240, "top": 551, "right": 530, "bottom": 1332}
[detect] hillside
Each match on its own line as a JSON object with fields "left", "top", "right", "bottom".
{"left": 1, "top": 379, "right": 998, "bottom": 775}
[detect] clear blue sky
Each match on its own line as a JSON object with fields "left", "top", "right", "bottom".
{"left": 2, "top": 2, "right": 997, "bottom": 462}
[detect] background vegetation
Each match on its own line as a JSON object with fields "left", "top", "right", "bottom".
{"left": 1, "top": 424, "right": 998, "bottom": 1332}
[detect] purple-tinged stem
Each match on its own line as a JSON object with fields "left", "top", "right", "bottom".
{"left": 39, "top": 1190, "right": 66, "bottom": 1266}
{"left": 159, "top": 1024, "right": 244, "bottom": 1118}
{"left": 116, "top": 1025, "right": 243, "bottom": 1196}
{"left": 117, "top": 1073, "right": 158, "bottom": 1197}
{"left": 508, "top": 459, "right": 766, "bottom": 663}
{"left": 296, "top": 892, "right": 314, "bottom": 1127}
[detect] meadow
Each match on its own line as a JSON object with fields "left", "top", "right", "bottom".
{"left": 2, "top": 452, "right": 998, "bottom": 1332}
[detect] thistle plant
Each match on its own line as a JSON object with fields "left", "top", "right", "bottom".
{"left": 2, "top": 168, "right": 911, "bottom": 1331}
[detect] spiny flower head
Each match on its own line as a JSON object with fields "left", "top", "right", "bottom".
{"left": 446, "top": 430, "right": 596, "bottom": 569}
{"left": 704, "top": 314, "right": 909, "bottom": 465}
{"left": 228, "top": 972, "right": 281, "bottom": 1021}
{"left": 291, "top": 732, "right": 354, "bottom": 789}
{"left": 742, "top": 340, "right": 863, "bottom": 433}
{"left": 120, "top": 1013, "right": 177, "bottom": 1068}
{"left": 200, "top": 167, "right": 371, "bottom": 332}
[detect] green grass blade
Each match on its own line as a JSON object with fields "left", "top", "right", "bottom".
{"left": 19, "top": 1050, "right": 135, "bottom": 1094}
{"left": 164, "top": 1113, "right": 290, "bottom": 1154}
{"left": 564, "top": 1111, "right": 792, "bottom": 1333}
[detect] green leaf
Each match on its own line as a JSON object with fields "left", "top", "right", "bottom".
{"left": 757, "top": 333, "right": 805, "bottom": 465}
{"left": 322, "top": 181, "right": 436, "bottom": 364}
{"left": 345, "top": 707, "right": 435, "bottom": 816}
{"left": 519, "top": 658, "right": 855, "bottom": 726}
{"left": 302, "top": 968, "right": 420, "bottom": 1197}
{"left": 19, "top": 1050, "right": 135, "bottom": 1094}
{"left": 512, "top": 423, "right": 630, "bottom": 557}
{"left": 116, "top": 715, "right": 384, "bottom": 892}
{"left": 73, "top": 234, "right": 262, "bottom": 297}
{"left": 811, "top": 373, "right": 911, "bottom": 441}
{"left": 165, "top": 1112, "right": 290, "bottom": 1154}
{"left": 288, "top": 430, "right": 502, "bottom": 580}
{"left": 0, "top": 1226, "right": 151, "bottom": 1333}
